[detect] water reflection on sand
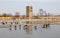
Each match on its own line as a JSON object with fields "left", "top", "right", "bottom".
{"left": 0, "top": 24, "right": 60, "bottom": 38}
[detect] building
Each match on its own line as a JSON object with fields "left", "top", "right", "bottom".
{"left": 26, "top": 6, "right": 32, "bottom": 18}
{"left": 26, "top": 6, "right": 33, "bottom": 24}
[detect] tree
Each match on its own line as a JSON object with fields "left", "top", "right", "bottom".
{"left": 12, "top": 12, "right": 20, "bottom": 20}
{"left": 2, "top": 13, "right": 7, "bottom": 17}
{"left": 15, "top": 12, "right": 20, "bottom": 17}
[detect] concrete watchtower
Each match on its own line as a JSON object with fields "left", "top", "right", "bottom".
{"left": 26, "top": 6, "right": 33, "bottom": 24}
{"left": 26, "top": 6, "right": 32, "bottom": 18}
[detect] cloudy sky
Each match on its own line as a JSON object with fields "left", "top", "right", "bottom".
{"left": 0, "top": 0, "right": 60, "bottom": 15}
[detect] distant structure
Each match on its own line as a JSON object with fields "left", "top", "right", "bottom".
{"left": 39, "top": 9, "right": 43, "bottom": 16}
{"left": 39, "top": 9, "right": 47, "bottom": 16}
{"left": 26, "top": 6, "right": 32, "bottom": 18}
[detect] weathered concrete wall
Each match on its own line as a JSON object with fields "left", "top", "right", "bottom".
{"left": 0, "top": 16, "right": 60, "bottom": 24}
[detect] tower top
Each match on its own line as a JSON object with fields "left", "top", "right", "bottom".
{"left": 26, "top": 6, "right": 32, "bottom": 17}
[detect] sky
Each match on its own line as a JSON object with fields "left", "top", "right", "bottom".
{"left": 0, "top": 0, "right": 60, "bottom": 15}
